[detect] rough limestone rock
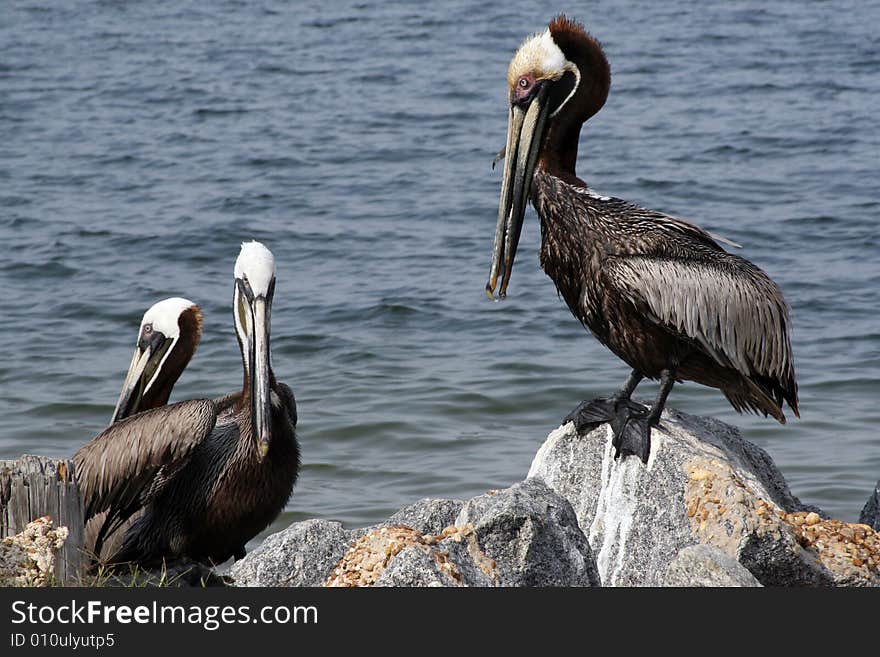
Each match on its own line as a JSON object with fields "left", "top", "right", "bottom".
{"left": 375, "top": 533, "right": 498, "bottom": 587}
{"left": 860, "top": 482, "right": 880, "bottom": 531}
{"left": 386, "top": 498, "right": 464, "bottom": 535}
{"left": 455, "top": 479, "right": 600, "bottom": 587}
{"left": 230, "top": 519, "right": 350, "bottom": 587}
{"left": 325, "top": 481, "right": 598, "bottom": 587}
{"left": 374, "top": 545, "right": 460, "bottom": 587}
{"left": 664, "top": 545, "right": 761, "bottom": 587}
{"left": 326, "top": 524, "right": 497, "bottom": 587}
{"left": 0, "top": 516, "right": 68, "bottom": 587}
{"left": 528, "top": 407, "right": 880, "bottom": 587}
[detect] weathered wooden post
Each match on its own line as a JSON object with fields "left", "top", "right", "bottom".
{"left": 0, "top": 455, "right": 85, "bottom": 584}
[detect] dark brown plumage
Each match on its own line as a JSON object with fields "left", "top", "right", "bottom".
{"left": 107, "top": 380, "right": 298, "bottom": 565}
{"left": 487, "top": 16, "right": 799, "bottom": 461}
{"left": 75, "top": 242, "right": 300, "bottom": 566}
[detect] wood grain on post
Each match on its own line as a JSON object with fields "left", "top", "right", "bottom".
{"left": 0, "top": 455, "right": 85, "bottom": 584}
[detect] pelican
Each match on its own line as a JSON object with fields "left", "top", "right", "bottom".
{"left": 487, "top": 16, "right": 799, "bottom": 463}
{"left": 76, "top": 297, "right": 205, "bottom": 560}
{"left": 75, "top": 241, "right": 299, "bottom": 565}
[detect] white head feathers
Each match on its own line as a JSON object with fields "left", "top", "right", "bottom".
{"left": 141, "top": 297, "right": 196, "bottom": 339}
{"left": 508, "top": 29, "right": 567, "bottom": 87}
{"left": 234, "top": 240, "right": 276, "bottom": 296}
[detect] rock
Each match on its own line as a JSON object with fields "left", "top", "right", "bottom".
{"left": 0, "top": 516, "right": 68, "bottom": 587}
{"left": 528, "top": 407, "right": 880, "bottom": 587}
{"left": 231, "top": 408, "right": 880, "bottom": 587}
{"left": 372, "top": 528, "right": 497, "bottom": 587}
{"left": 326, "top": 480, "right": 598, "bottom": 587}
{"left": 860, "top": 482, "right": 880, "bottom": 531}
{"left": 374, "top": 545, "right": 461, "bottom": 587}
{"left": 230, "top": 519, "right": 350, "bottom": 587}
{"left": 455, "top": 479, "right": 600, "bottom": 587}
{"left": 386, "top": 498, "right": 464, "bottom": 535}
{"left": 664, "top": 545, "right": 761, "bottom": 587}
{"left": 326, "top": 524, "right": 496, "bottom": 587}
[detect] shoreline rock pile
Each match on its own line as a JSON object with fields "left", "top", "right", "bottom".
{"left": 231, "top": 408, "right": 880, "bottom": 587}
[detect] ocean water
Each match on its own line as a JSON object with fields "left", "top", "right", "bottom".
{"left": 1, "top": 0, "right": 878, "bottom": 550}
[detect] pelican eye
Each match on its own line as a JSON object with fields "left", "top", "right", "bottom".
{"left": 518, "top": 77, "right": 530, "bottom": 88}
{"left": 240, "top": 276, "right": 255, "bottom": 301}
{"left": 143, "top": 323, "right": 153, "bottom": 335}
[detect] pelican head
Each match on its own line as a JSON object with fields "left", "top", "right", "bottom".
{"left": 487, "top": 15, "right": 610, "bottom": 299}
{"left": 233, "top": 240, "right": 277, "bottom": 462}
{"left": 112, "top": 297, "right": 202, "bottom": 423}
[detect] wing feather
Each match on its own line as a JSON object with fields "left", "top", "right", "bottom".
{"left": 606, "top": 254, "right": 795, "bottom": 384}
{"left": 74, "top": 398, "right": 217, "bottom": 547}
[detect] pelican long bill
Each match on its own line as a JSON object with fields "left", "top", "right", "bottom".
{"left": 487, "top": 84, "right": 550, "bottom": 299}
{"left": 249, "top": 294, "right": 273, "bottom": 462}
{"left": 111, "top": 332, "right": 175, "bottom": 423}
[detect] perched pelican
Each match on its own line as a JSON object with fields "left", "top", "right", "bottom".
{"left": 75, "top": 241, "right": 299, "bottom": 565}
{"left": 487, "top": 16, "right": 799, "bottom": 462}
{"left": 77, "top": 297, "right": 205, "bottom": 559}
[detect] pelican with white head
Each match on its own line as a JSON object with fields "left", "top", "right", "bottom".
{"left": 233, "top": 241, "right": 277, "bottom": 461}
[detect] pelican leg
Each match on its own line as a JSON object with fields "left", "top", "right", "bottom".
{"left": 613, "top": 366, "right": 677, "bottom": 463}
{"left": 646, "top": 367, "right": 676, "bottom": 428}
{"left": 563, "top": 369, "right": 646, "bottom": 435}
{"left": 564, "top": 367, "right": 678, "bottom": 464}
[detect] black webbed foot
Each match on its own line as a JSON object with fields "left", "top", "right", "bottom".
{"left": 564, "top": 397, "right": 655, "bottom": 464}
{"left": 564, "top": 398, "right": 616, "bottom": 434}
{"left": 612, "top": 410, "right": 651, "bottom": 463}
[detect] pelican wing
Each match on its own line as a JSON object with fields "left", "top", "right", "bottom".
{"left": 276, "top": 382, "right": 298, "bottom": 427}
{"left": 605, "top": 254, "right": 795, "bottom": 386}
{"left": 74, "top": 399, "right": 217, "bottom": 538}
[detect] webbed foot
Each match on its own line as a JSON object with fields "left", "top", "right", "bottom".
{"left": 564, "top": 397, "right": 656, "bottom": 464}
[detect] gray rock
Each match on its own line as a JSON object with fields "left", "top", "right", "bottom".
{"left": 664, "top": 545, "right": 761, "bottom": 587}
{"left": 859, "top": 482, "right": 880, "bottom": 531}
{"left": 374, "top": 546, "right": 458, "bottom": 587}
{"left": 527, "top": 407, "right": 864, "bottom": 586}
{"left": 328, "top": 480, "right": 597, "bottom": 587}
{"left": 230, "top": 519, "right": 351, "bottom": 587}
{"left": 386, "top": 498, "right": 464, "bottom": 534}
{"left": 455, "top": 478, "right": 600, "bottom": 587}
{"left": 373, "top": 539, "right": 496, "bottom": 587}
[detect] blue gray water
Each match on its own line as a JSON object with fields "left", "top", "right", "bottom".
{"left": 1, "top": 1, "right": 878, "bottom": 548}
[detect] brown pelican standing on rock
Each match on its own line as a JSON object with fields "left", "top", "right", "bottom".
{"left": 75, "top": 241, "right": 299, "bottom": 566}
{"left": 487, "top": 16, "right": 799, "bottom": 463}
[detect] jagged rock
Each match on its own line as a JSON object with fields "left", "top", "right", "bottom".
{"left": 664, "top": 545, "right": 761, "bottom": 587}
{"left": 374, "top": 545, "right": 460, "bottom": 587}
{"left": 0, "top": 516, "right": 68, "bottom": 587}
{"left": 230, "top": 519, "right": 350, "bottom": 587}
{"left": 860, "top": 482, "right": 880, "bottom": 531}
{"left": 375, "top": 533, "right": 498, "bottom": 587}
{"left": 386, "top": 498, "right": 464, "bottom": 535}
{"left": 326, "top": 480, "right": 598, "bottom": 587}
{"left": 325, "top": 524, "right": 495, "bottom": 587}
{"left": 528, "top": 407, "right": 880, "bottom": 587}
{"left": 231, "top": 408, "right": 880, "bottom": 588}
{"left": 455, "top": 479, "right": 600, "bottom": 587}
